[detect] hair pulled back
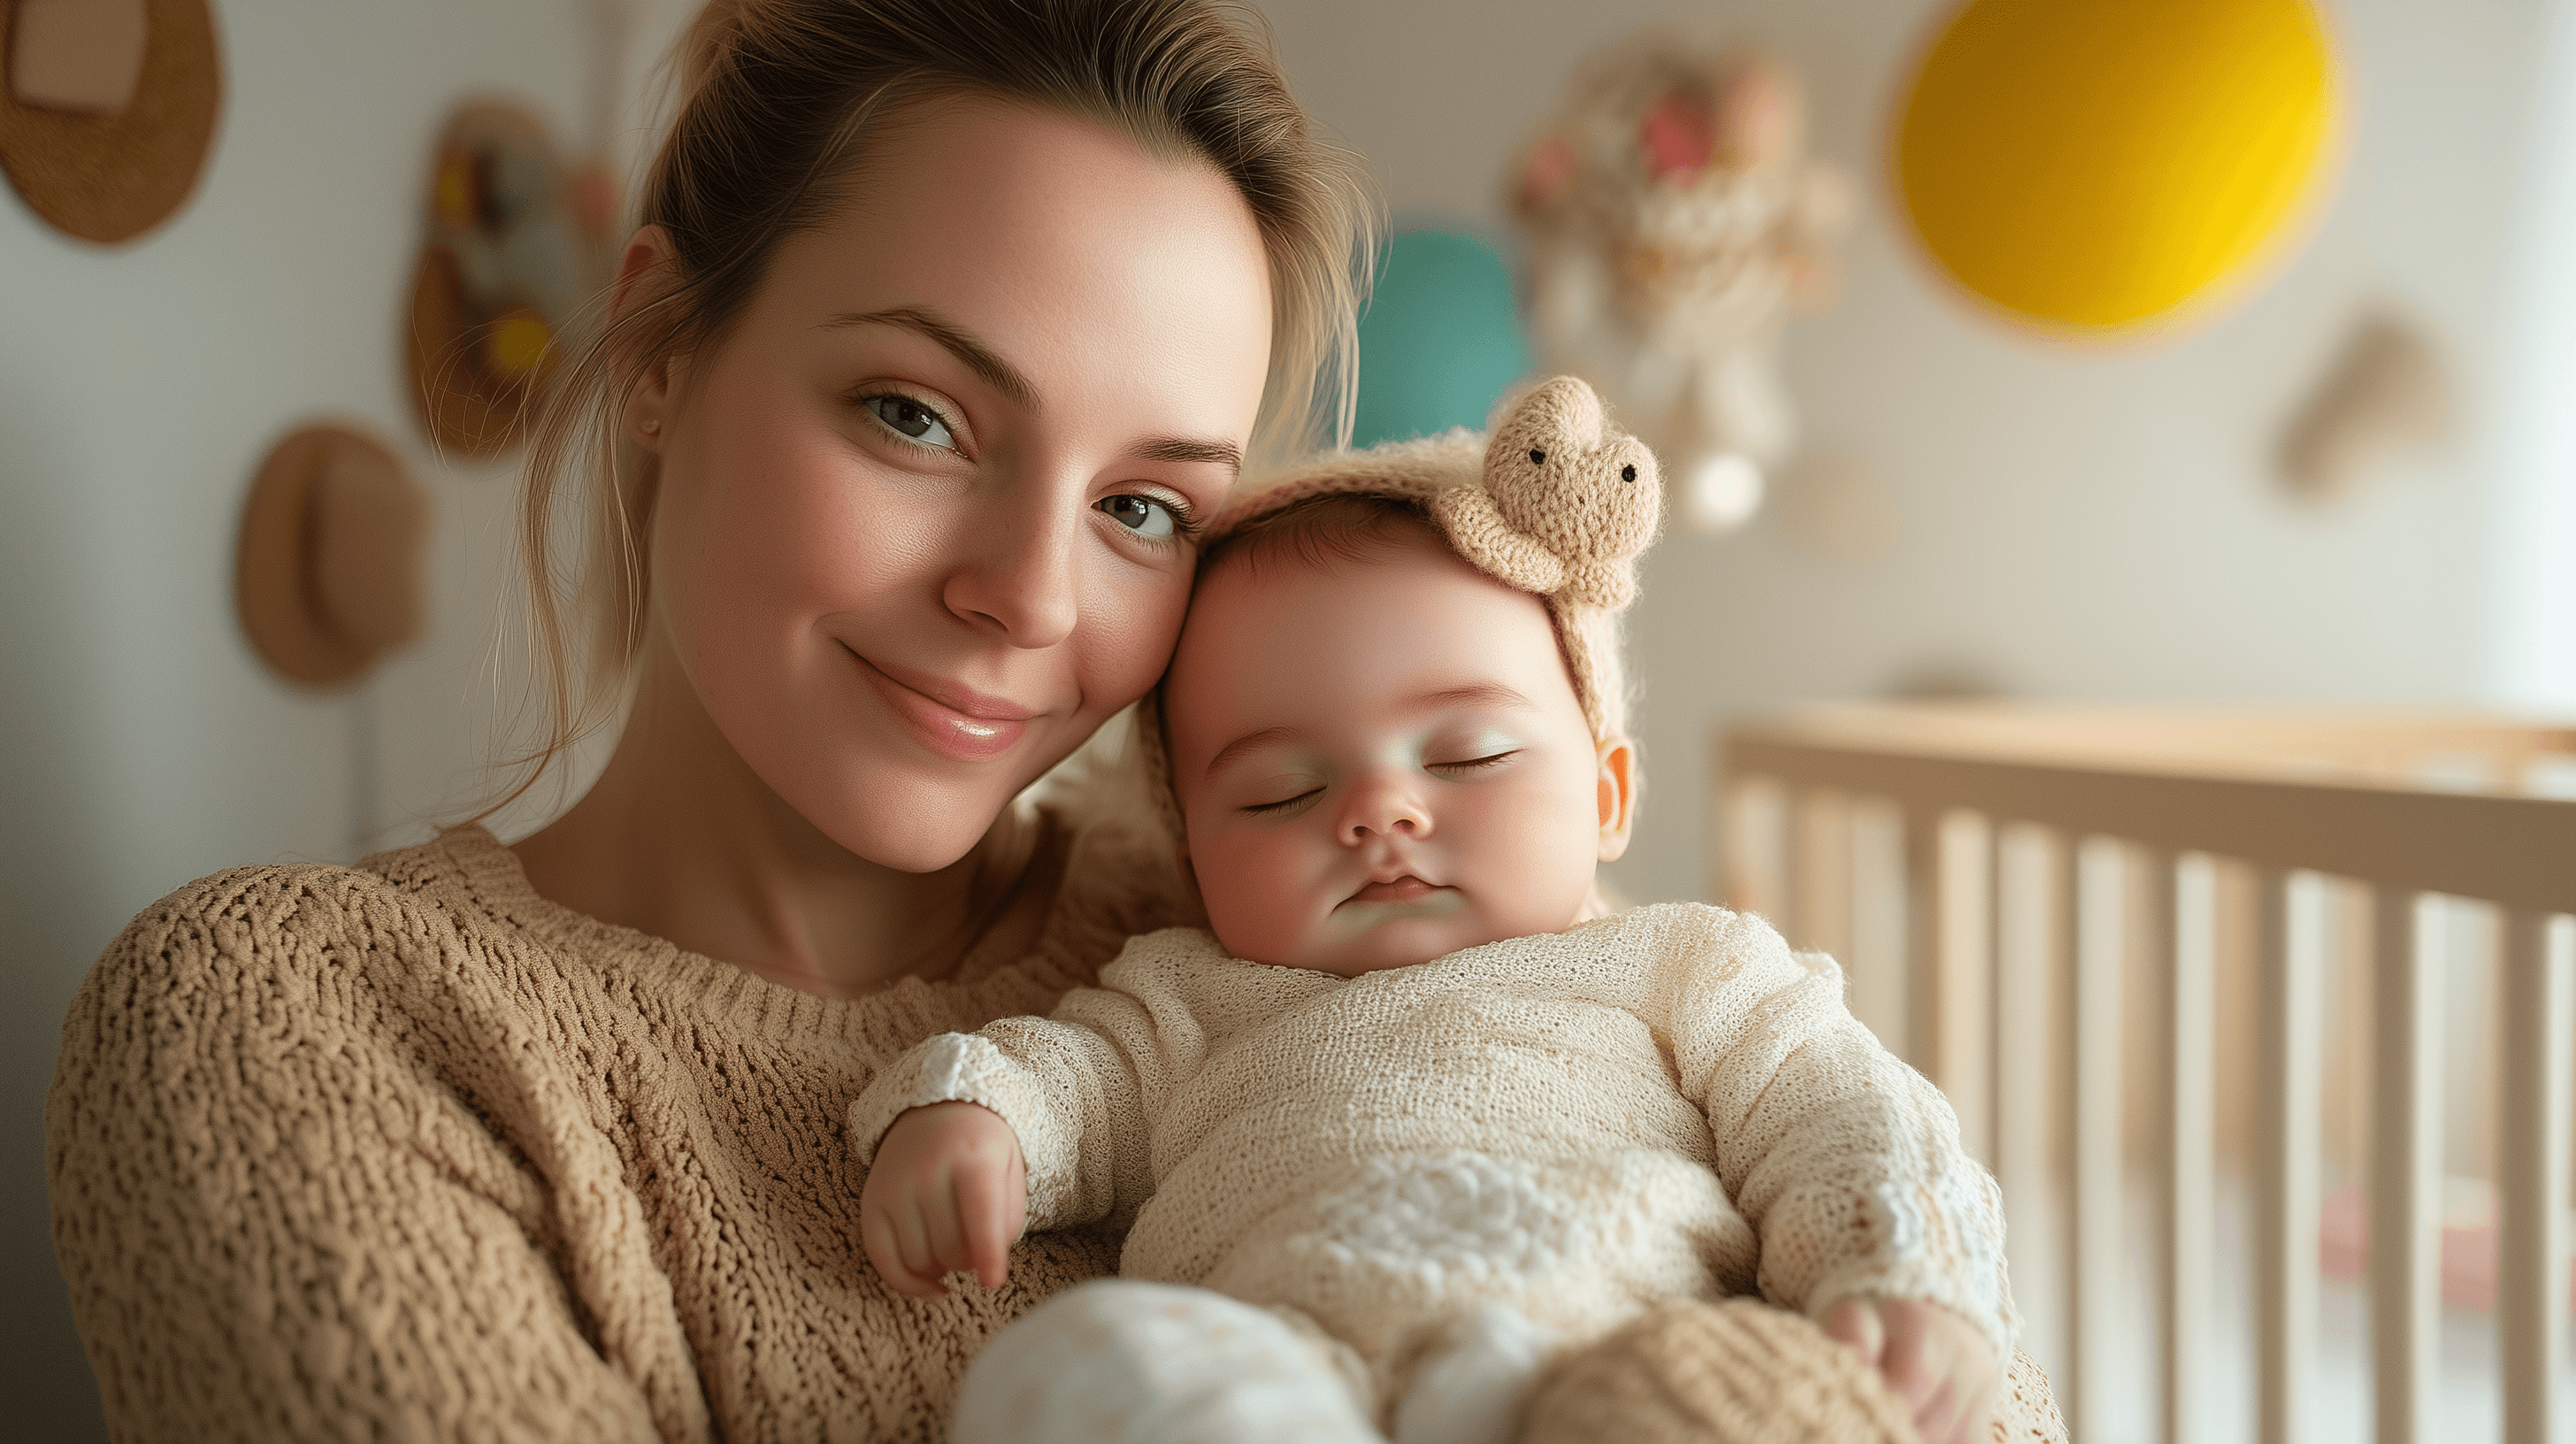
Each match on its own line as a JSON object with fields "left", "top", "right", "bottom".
{"left": 489, "top": 0, "right": 1376, "bottom": 820}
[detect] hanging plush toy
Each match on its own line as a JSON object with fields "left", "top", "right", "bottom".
{"left": 1506, "top": 32, "right": 1848, "bottom": 534}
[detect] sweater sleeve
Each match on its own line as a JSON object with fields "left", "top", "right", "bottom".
{"left": 1639, "top": 905, "right": 2018, "bottom": 1364}
{"left": 850, "top": 950, "right": 1194, "bottom": 1233}
{"left": 45, "top": 871, "right": 682, "bottom": 1444}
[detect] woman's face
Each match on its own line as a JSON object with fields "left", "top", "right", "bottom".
{"left": 636, "top": 98, "right": 1274, "bottom": 872}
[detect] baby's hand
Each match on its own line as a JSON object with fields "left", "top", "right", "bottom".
{"left": 858, "top": 1101, "right": 1027, "bottom": 1298}
{"left": 1823, "top": 1295, "right": 1998, "bottom": 1444}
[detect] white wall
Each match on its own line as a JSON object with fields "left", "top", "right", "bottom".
{"left": 0, "top": 4, "right": 690, "bottom": 1434}
{"left": 1259, "top": 0, "right": 2563, "bottom": 908}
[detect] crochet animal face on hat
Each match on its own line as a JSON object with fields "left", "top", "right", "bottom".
{"left": 1434, "top": 375, "right": 1661, "bottom": 610}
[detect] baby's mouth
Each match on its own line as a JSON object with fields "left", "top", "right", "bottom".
{"left": 1346, "top": 875, "right": 1445, "bottom": 905}
{"left": 1323, "top": 876, "right": 1468, "bottom": 941}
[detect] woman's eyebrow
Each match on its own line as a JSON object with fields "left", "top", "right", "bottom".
{"left": 821, "top": 305, "right": 1039, "bottom": 412}
{"left": 1136, "top": 435, "right": 1243, "bottom": 480}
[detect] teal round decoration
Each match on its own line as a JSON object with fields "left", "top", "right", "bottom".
{"left": 1352, "top": 230, "right": 1532, "bottom": 448}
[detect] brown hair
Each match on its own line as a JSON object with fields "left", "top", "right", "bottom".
{"left": 482, "top": 0, "right": 1376, "bottom": 820}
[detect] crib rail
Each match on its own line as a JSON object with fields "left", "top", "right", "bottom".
{"left": 1715, "top": 706, "right": 2576, "bottom": 1444}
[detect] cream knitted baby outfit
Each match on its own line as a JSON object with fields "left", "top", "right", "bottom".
{"left": 849, "top": 902, "right": 2017, "bottom": 1431}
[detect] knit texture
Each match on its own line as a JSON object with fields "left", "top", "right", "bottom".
{"left": 1521, "top": 1297, "right": 2067, "bottom": 1444}
{"left": 46, "top": 782, "right": 1198, "bottom": 1442}
{"left": 849, "top": 902, "right": 2020, "bottom": 1402}
{"left": 1519, "top": 1298, "right": 1916, "bottom": 1444}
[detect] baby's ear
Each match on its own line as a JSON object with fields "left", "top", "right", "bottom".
{"left": 1595, "top": 735, "right": 1638, "bottom": 861}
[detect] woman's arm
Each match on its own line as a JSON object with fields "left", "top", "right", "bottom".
{"left": 47, "top": 872, "right": 696, "bottom": 1444}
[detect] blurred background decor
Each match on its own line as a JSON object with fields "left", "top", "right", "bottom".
{"left": 234, "top": 422, "right": 430, "bottom": 689}
{"left": 1894, "top": 0, "right": 2343, "bottom": 339}
{"left": 404, "top": 100, "right": 606, "bottom": 459}
{"left": 2275, "top": 306, "right": 2452, "bottom": 504}
{"left": 0, "top": 0, "right": 221, "bottom": 244}
{"left": 1507, "top": 31, "right": 1848, "bottom": 534}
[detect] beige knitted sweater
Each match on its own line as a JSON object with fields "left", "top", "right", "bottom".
{"left": 849, "top": 903, "right": 2018, "bottom": 1387}
{"left": 46, "top": 805, "right": 1194, "bottom": 1443}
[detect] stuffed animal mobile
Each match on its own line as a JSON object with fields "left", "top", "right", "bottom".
{"left": 1434, "top": 375, "right": 1661, "bottom": 610}
{"left": 1507, "top": 32, "right": 1847, "bottom": 534}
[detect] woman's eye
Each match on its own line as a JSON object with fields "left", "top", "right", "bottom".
{"left": 862, "top": 394, "right": 957, "bottom": 450}
{"left": 1098, "top": 493, "right": 1180, "bottom": 539}
{"left": 1428, "top": 750, "right": 1519, "bottom": 776}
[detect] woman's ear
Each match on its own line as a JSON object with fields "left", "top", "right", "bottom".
{"left": 1596, "top": 735, "right": 1637, "bottom": 861}
{"left": 615, "top": 226, "right": 681, "bottom": 451}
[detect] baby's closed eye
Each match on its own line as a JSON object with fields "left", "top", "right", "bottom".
{"left": 1425, "top": 749, "right": 1519, "bottom": 776}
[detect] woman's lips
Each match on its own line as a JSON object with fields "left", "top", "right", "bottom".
{"left": 849, "top": 651, "right": 1035, "bottom": 763}
{"left": 1346, "top": 876, "right": 1444, "bottom": 904}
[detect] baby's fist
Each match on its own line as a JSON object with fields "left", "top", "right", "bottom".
{"left": 1823, "top": 1295, "right": 1997, "bottom": 1444}
{"left": 859, "top": 1101, "right": 1027, "bottom": 1298}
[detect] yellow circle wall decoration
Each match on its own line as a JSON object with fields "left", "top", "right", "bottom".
{"left": 1895, "top": 0, "right": 2342, "bottom": 338}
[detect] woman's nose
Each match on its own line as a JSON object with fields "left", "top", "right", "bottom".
{"left": 1337, "top": 775, "right": 1432, "bottom": 845}
{"left": 940, "top": 472, "right": 1080, "bottom": 649}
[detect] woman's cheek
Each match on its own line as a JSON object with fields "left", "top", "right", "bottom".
{"left": 1073, "top": 557, "right": 1193, "bottom": 714}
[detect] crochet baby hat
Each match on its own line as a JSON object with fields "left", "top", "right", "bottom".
{"left": 1138, "top": 374, "right": 1664, "bottom": 841}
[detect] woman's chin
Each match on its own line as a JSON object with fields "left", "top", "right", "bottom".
{"left": 791, "top": 768, "right": 1028, "bottom": 875}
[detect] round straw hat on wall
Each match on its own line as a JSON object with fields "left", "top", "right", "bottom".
{"left": 234, "top": 424, "right": 432, "bottom": 688}
{"left": 0, "top": 0, "right": 223, "bottom": 244}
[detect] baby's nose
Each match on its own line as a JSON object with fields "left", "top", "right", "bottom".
{"left": 1338, "top": 779, "right": 1432, "bottom": 844}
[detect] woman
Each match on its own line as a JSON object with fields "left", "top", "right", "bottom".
{"left": 50, "top": 3, "right": 1361, "bottom": 1438}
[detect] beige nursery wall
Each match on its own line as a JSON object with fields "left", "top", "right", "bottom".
{"left": 0, "top": 3, "right": 696, "bottom": 1437}
{"left": 1254, "top": 0, "right": 2561, "bottom": 910}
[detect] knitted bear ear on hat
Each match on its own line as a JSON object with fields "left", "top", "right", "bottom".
{"left": 1430, "top": 376, "right": 1662, "bottom": 611}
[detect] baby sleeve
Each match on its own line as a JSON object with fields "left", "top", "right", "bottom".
{"left": 848, "top": 975, "right": 1184, "bottom": 1233}
{"left": 1638, "top": 904, "right": 2019, "bottom": 1367}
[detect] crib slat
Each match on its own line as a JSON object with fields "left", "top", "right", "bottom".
{"left": 1905, "top": 808, "right": 1936, "bottom": 1076}
{"left": 1915, "top": 811, "right": 1995, "bottom": 1164}
{"left": 2256, "top": 868, "right": 2319, "bottom": 1444}
{"left": 1995, "top": 827, "right": 2050, "bottom": 1283}
{"left": 1796, "top": 788, "right": 1854, "bottom": 963}
{"left": 2369, "top": 889, "right": 2440, "bottom": 1444}
{"left": 2499, "top": 910, "right": 2572, "bottom": 1444}
{"left": 2151, "top": 853, "right": 2207, "bottom": 1444}
{"left": 2064, "top": 836, "right": 2120, "bottom": 1444}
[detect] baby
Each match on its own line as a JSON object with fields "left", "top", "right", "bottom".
{"left": 852, "top": 379, "right": 2017, "bottom": 1444}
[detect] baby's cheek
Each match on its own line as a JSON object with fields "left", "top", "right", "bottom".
{"left": 1460, "top": 778, "right": 1600, "bottom": 933}
{"left": 1191, "top": 832, "right": 1326, "bottom": 966}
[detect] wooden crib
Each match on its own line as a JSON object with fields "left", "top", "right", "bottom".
{"left": 1714, "top": 705, "right": 2576, "bottom": 1444}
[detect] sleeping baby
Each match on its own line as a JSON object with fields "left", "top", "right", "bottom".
{"left": 850, "top": 378, "right": 2022, "bottom": 1444}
